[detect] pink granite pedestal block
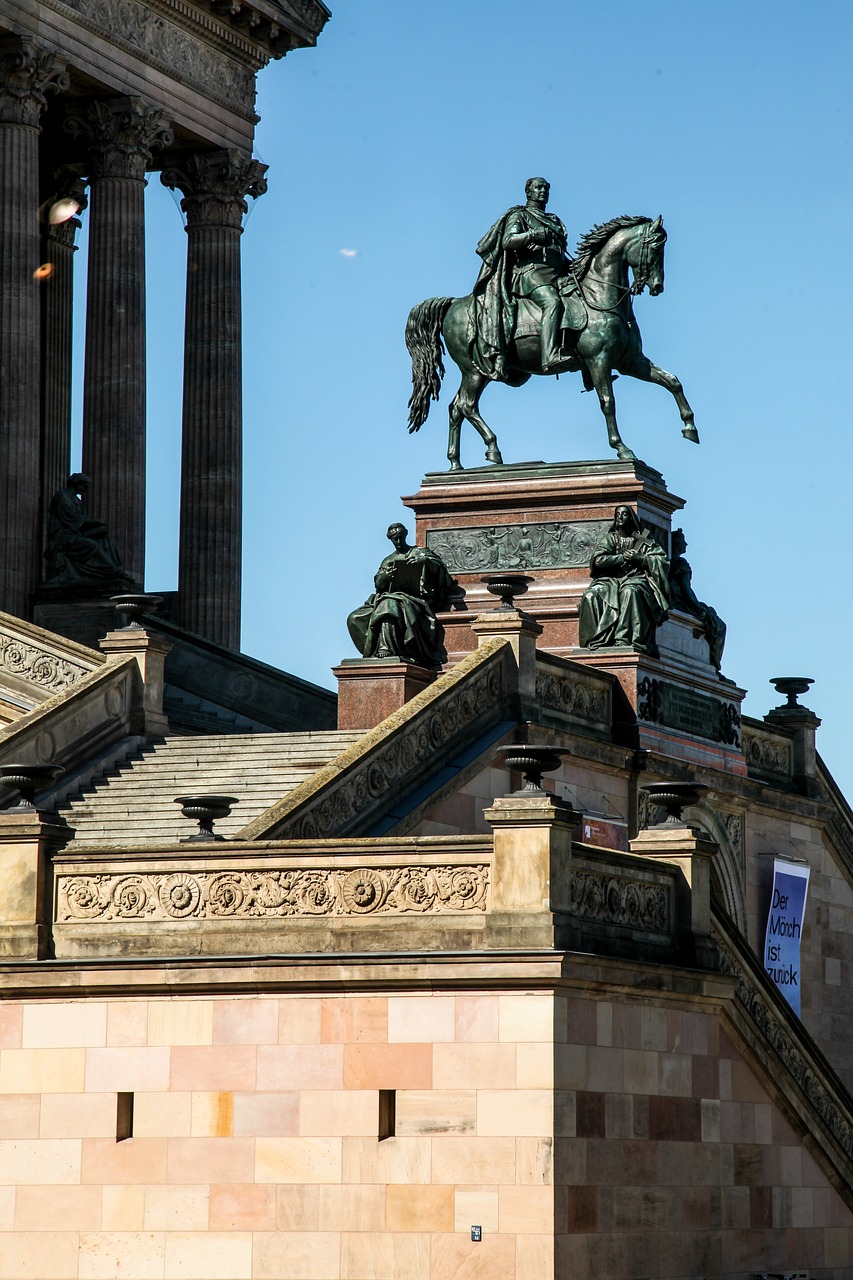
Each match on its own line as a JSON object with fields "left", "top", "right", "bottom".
{"left": 333, "top": 659, "right": 437, "bottom": 730}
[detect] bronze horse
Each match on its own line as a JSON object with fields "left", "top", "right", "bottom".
{"left": 406, "top": 215, "right": 698, "bottom": 469}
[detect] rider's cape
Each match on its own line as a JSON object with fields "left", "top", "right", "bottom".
{"left": 470, "top": 207, "right": 522, "bottom": 379}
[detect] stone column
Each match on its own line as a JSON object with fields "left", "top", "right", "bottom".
{"left": 161, "top": 151, "right": 267, "bottom": 651}
{"left": 66, "top": 98, "right": 172, "bottom": 586}
{"left": 40, "top": 173, "right": 88, "bottom": 519}
{"left": 0, "top": 37, "right": 68, "bottom": 618}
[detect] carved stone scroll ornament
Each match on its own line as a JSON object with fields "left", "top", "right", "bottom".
{"left": 0, "top": 635, "right": 90, "bottom": 694}
{"left": 715, "top": 926, "right": 853, "bottom": 1162}
{"left": 65, "top": 97, "right": 173, "bottom": 181}
{"left": 570, "top": 870, "right": 669, "bottom": 933}
{"left": 161, "top": 151, "right": 268, "bottom": 229}
{"left": 57, "top": 865, "right": 490, "bottom": 922}
{"left": 0, "top": 37, "right": 69, "bottom": 126}
{"left": 742, "top": 726, "right": 792, "bottom": 778}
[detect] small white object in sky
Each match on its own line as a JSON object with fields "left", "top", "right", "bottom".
{"left": 339, "top": 248, "right": 358, "bottom": 258}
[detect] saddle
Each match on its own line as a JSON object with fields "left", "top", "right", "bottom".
{"left": 513, "top": 278, "right": 588, "bottom": 341}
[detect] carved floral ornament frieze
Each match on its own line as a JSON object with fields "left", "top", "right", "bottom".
{"left": 0, "top": 635, "right": 90, "bottom": 694}
{"left": 57, "top": 865, "right": 490, "bottom": 922}
{"left": 570, "top": 869, "right": 669, "bottom": 934}
{"left": 742, "top": 726, "right": 792, "bottom": 777}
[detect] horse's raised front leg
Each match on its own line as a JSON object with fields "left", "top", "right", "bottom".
{"left": 617, "top": 353, "right": 699, "bottom": 443}
{"left": 587, "top": 358, "right": 637, "bottom": 462}
{"left": 448, "top": 369, "right": 503, "bottom": 469}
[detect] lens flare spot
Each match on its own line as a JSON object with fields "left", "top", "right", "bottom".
{"left": 33, "top": 263, "right": 53, "bottom": 281}
{"left": 48, "top": 198, "right": 80, "bottom": 225}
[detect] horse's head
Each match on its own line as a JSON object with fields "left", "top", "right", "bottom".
{"left": 630, "top": 215, "right": 667, "bottom": 296}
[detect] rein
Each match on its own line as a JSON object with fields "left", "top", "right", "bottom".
{"left": 571, "top": 223, "right": 657, "bottom": 312}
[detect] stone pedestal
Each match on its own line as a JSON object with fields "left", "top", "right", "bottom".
{"left": 99, "top": 626, "right": 171, "bottom": 735}
{"left": 0, "top": 810, "right": 68, "bottom": 958}
{"left": 333, "top": 658, "right": 436, "bottom": 730}
{"left": 630, "top": 820, "right": 719, "bottom": 968}
{"left": 483, "top": 791, "right": 579, "bottom": 949}
{"left": 765, "top": 704, "right": 821, "bottom": 800}
{"left": 574, "top": 644, "right": 747, "bottom": 775}
{"left": 161, "top": 151, "right": 267, "bottom": 651}
{"left": 470, "top": 608, "right": 542, "bottom": 719}
{"left": 403, "top": 458, "right": 685, "bottom": 663}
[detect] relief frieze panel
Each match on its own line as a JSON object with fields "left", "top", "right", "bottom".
{"left": 49, "top": 0, "right": 257, "bottom": 117}
{"left": 427, "top": 520, "right": 609, "bottom": 573}
{"left": 535, "top": 670, "right": 609, "bottom": 726}
{"left": 742, "top": 725, "right": 792, "bottom": 778}
{"left": 570, "top": 869, "right": 669, "bottom": 934}
{"left": 57, "top": 864, "right": 490, "bottom": 922}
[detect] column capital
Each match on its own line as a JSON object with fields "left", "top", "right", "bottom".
{"left": 0, "top": 36, "right": 68, "bottom": 127}
{"left": 161, "top": 149, "right": 268, "bottom": 229}
{"left": 65, "top": 96, "right": 173, "bottom": 180}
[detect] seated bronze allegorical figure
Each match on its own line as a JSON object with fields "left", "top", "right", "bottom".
{"left": 578, "top": 506, "right": 670, "bottom": 657}
{"left": 347, "top": 524, "right": 456, "bottom": 669}
{"left": 43, "top": 473, "right": 131, "bottom": 587}
{"left": 668, "top": 527, "right": 727, "bottom": 672}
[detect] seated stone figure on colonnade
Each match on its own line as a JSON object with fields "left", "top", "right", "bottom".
{"left": 578, "top": 505, "right": 670, "bottom": 658}
{"left": 44, "top": 473, "right": 130, "bottom": 587}
{"left": 347, "top": 523, "right": 456, "bottom": 669}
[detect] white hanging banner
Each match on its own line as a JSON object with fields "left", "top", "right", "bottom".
{"left": 763, "top": 859, "right": 810, "bottom": 1016}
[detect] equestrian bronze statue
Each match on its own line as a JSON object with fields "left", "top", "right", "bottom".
{"left": 406, "top": 177, "right": 698, "bottom": 470}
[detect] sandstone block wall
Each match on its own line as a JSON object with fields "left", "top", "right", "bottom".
{"left": 0, "top": 986, "right": 850, "bottom": 1278}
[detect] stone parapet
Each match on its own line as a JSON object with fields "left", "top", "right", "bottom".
{"left": 0, "top": 655, "right": 138, "bottom": 780}
{"left": 0, "top": 609, "right": 103, "bottom": 718}
{"left": 52, "top": 834, "right": 494, "bottom": 959}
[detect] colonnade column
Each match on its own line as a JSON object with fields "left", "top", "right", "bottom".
{"left": 66, "top": 97, "right": 172, "bottom": 586}
{"left": 40, "top": 173, "right": 87, "bottom": 517}
{"left": 161, "top": 151, "right": 267, "bottom": 651}
{"left": 0, "top": 36, "right": 67, "bottom": 618}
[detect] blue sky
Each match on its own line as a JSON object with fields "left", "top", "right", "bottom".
{"left": 71, "top": 1, "right": 853, "bottom": 791}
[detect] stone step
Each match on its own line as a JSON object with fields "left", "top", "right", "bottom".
{"left": 55, "top": 729, "right": 361, "bottom": 846}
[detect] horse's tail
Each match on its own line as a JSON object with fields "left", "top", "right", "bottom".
{"left": 405, "top": 297, "right": 453, "bottom": 432}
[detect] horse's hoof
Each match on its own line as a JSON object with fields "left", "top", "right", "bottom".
{"left": 448, "top": 461, "right": 463, "bottom": 472}
{"left": 485, "top": 448, "right": 504, "bottom": 465}
{"left": 682, "top": 424, "right": 700, "bottom": 444}
{"left": 615, "top": 447, "right": 637, "bottom": 462}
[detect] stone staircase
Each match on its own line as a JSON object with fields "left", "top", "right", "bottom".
{"left": 55, "top": 730, "right": 362, "bottom": 845}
